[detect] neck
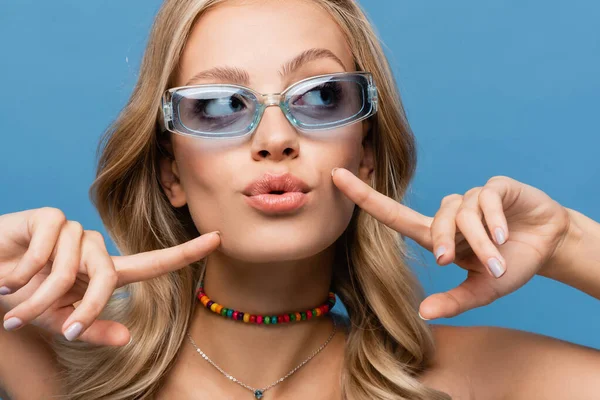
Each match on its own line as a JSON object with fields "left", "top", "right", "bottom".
{"left": 201, "top": 245, "right": 336, "bottom": 313}
{"left": 184, "top": 244, "right": 346, "bottom": 398}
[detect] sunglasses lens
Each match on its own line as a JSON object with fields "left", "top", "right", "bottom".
{"left": 172, "top": 87, "right": 257, "bottom": 136}
{"left": 285, "top": 75, "right": 372, "bottom": 129}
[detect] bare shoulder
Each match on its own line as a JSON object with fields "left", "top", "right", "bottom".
{"left": 0, "top": 320, "right": 63, "bottom": 399}
{"left": 417, "top": 324, "right": 478, "bottom": 400}
{"left": 422, "top": 323, "right": 600, "bottom": 400}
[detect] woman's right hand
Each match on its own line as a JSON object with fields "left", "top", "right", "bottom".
{"left": 0, "top": 207, "right": 221, "bottom": 347}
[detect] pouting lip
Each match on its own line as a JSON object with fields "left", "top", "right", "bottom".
{"left": 243, "top": 172, "right": 311, "bottom": 196}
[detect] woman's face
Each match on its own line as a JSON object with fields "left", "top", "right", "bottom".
{"left": 161, "top": 0, "right": 374, "bottom": 263}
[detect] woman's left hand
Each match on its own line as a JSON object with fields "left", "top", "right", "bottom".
{"left": 331, "top": 168, "right": 572, "bottom": 320}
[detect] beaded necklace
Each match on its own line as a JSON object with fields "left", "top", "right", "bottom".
{"left": 196, "top": 280, "right": 336, "bottom": 324}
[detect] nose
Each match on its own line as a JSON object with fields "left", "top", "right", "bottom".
{"left": 250, "top": 104, "right": 300, "bottom": 162}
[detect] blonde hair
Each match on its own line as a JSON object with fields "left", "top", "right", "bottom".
{"left": 49, "top": 0, "right": 451, "bottom": 399}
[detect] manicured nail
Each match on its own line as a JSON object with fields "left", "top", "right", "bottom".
{"left": 331, "top": 168, "right": 338, "bottom": 177}
{"left": 64, "top": 322, "right": 83, "bottom": 341}
{"left": 494, "top": 227, "right": 506, "bottom": 245}
{"left": 0, "top": 286, "right": 11, "bottom": 295}
{"left": 434, "top": 246, "right": 447, "bottom": 261}
{"left": 418, "top": 311, "right": 431, "bottom": 321}
{"left": 4, "top": 317, "right": 23, "bottom": 331}
{"left": 487, "top": 257, "right": 505, "bottom": 278}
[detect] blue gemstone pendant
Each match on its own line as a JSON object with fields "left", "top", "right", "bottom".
{"left": 254, "top": 389, "right": 264, "bottom": 399}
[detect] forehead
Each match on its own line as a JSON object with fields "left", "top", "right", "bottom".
{"left": 176, "top": 0, "right": 355, "bottom": 89}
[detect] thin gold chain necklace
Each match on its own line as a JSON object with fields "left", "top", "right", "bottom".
{"left": 186, "top": 317, "right": 337, "bottom": 399}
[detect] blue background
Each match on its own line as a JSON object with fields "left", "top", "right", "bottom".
{"left": 0, "top": 0, "right": 598, "bottom": 361}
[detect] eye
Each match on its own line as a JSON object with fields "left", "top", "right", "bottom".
{"left": 194, "top": 95, "right": 246, "bottom": 117}
{"left": 293, "top": 82, "right": 343, "bottom": 107}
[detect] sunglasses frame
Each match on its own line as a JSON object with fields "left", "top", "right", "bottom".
{"left": 160, "top": 71, "right": 378, "bottom": 139}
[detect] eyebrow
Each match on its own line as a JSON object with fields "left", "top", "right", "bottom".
{"left": 183, "top": 48, "right": 346, "bottom": 87}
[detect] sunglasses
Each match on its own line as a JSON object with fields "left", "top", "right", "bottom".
{"left": 160, "top": 72, "right": 378, "bottom": 139}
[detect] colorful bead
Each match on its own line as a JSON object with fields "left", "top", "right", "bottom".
{"left": 196, "top": 281, "right": 336, "bottom": 325}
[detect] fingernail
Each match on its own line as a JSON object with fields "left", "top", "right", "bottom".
{"left": 331, "top": 168, "right": 338, "bottom": 177}
{"left": 434, "top": 246, "right": 447, "bottom": 261}
{"left": 64, "top": 322, "right": 83, "bottom": 341}
{"left": 418, "top": 311, "right": 431, "bottom": 321}
{"left": 0, "top": 286, "right": 11, "bottom": 295}
{"left": 494, "top": 227, "right": 506, "bottom": 245}
{"left": 487, "top": 257, "right": 506, "bottom": 278}
{"left": 127, "top": 336, "right": 133, "bottom": 346}
{"left": 4, "top": 317, "right": 23, "bottom": 331}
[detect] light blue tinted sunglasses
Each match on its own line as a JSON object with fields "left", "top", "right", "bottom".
{"left": 160, "top": 72, "right": 378, "bottom": 139}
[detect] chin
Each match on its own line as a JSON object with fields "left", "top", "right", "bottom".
{"left": 224, "top": 237, "right": 332, "bottom": 263}
{"left": 218, "top": 224, "right": 344, "bottom": 263}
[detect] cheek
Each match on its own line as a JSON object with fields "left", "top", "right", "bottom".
{"left": 320, "top": 139, "right": 361, "bottom": 237}
{"left": 173, "top": 138, "right": 241, "bottom": 233}
{"left": 318, "top": 125, "right": 364, "bottom": 173}
{"left": 174, "top": 135, "right": 247, "bottom": 191}
{"left": 177, "top": 147, "right": 220, "bottom": 192}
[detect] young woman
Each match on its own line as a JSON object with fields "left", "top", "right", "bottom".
{"left": 1, "top": 0, "right": 599, "bottom": 399}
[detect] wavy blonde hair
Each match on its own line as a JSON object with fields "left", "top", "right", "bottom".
{"left": 48, "top": 0, "right": 450, "bottom": 399}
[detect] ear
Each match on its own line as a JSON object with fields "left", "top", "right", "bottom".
{"left": 358, "top": 119, "right": 374, "bottom": 185}
{"left": 158, "top": 137, "right": 187, "bottom": 208}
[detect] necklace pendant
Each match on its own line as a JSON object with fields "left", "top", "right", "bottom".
{"left": 254, "top": 389, "right": 264, "bottom": 399}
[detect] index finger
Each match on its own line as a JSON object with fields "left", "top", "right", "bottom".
{"left": 332, "top": 168, "right": 432, "bottom": 249}
{"left": 113, "top": 231, "right": 221, "bottom": 287}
